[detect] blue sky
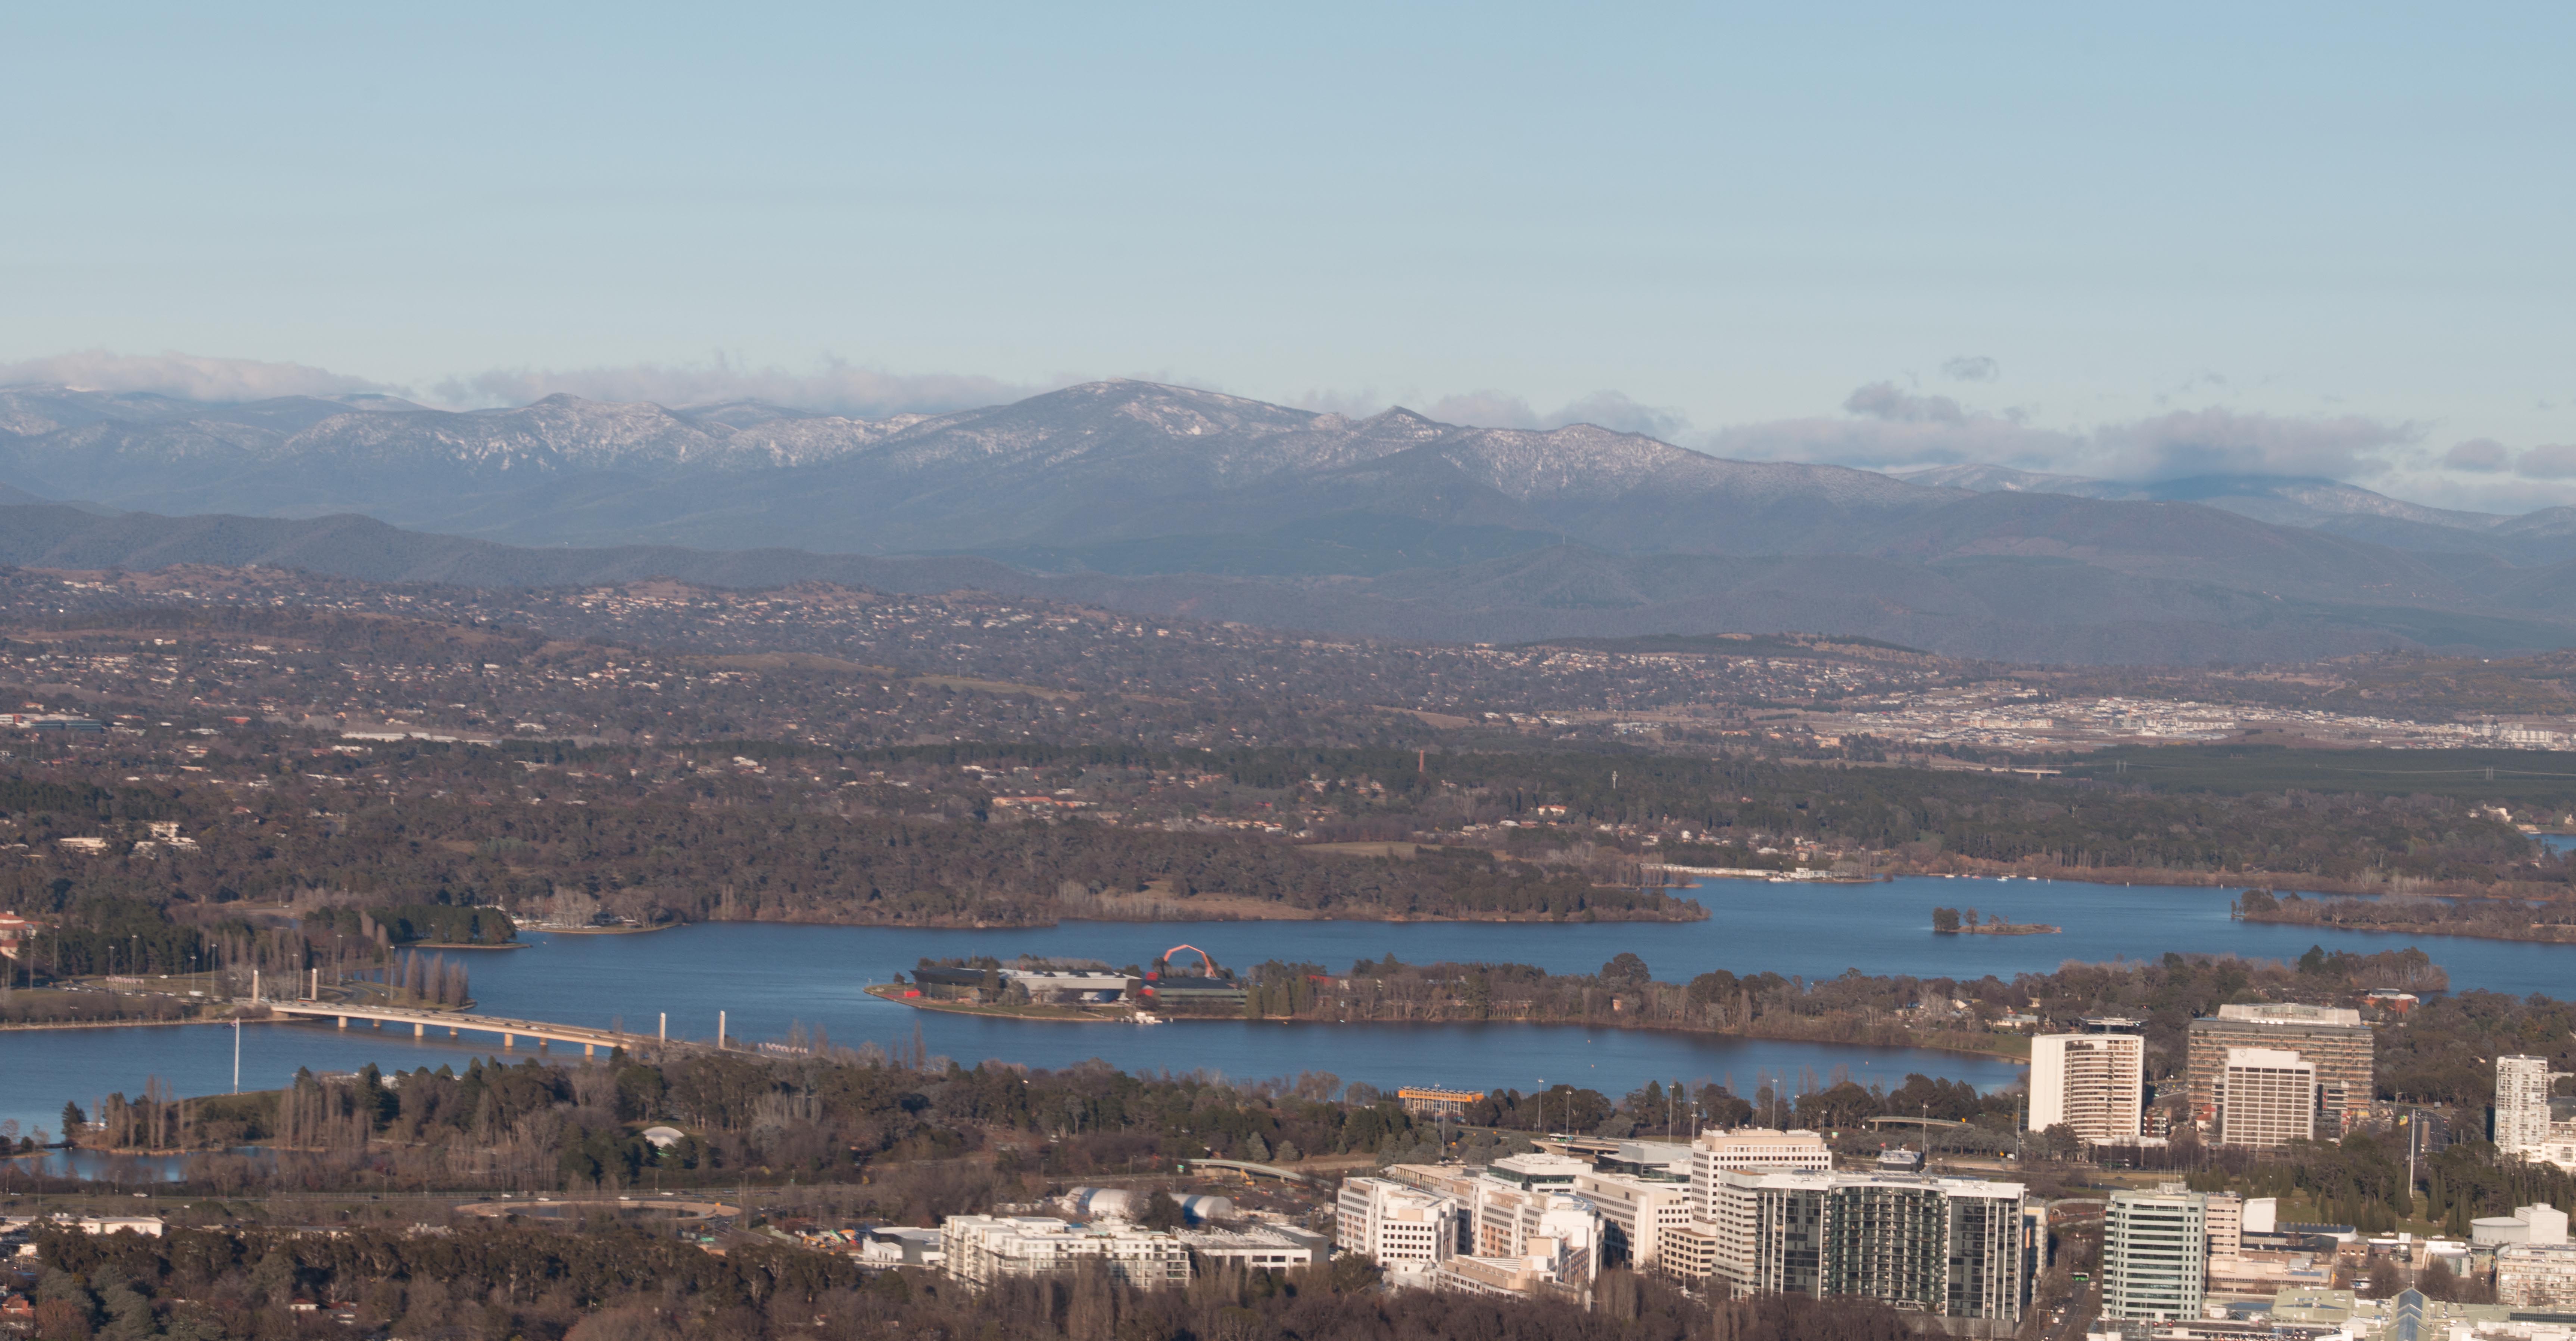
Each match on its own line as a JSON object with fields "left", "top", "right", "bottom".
{"left": 3, "top": 4, "right": 2571, "bottom": 508}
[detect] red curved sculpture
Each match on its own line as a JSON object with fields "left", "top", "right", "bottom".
{"left": 1158, "top": 944, "right": 1219, "bottom": 976}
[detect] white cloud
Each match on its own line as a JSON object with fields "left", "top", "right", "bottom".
{"left": 1844, "top": 381, "right": 1969, "bottom": 426}
{"left": 0, "top": 350, "right": 396, "bottom": 402}
{"left": 1413, "top": 388, "right": 1692, "bottom": 439}
{"left": 1546, "top": 391, "right": 1692, "bottom": 439}
{"left": 1419, "top": 390, "right": 1543, "bottom": 428}
{"left": 1291, "top": 386, "right": 1393, "bottom": 420}
{"left": 2371, "top": 470, "right": 2576, "bottom": 514}
{"left": 430, "top": 356, "right": 1039, "bottom": 418}
{"left": 1702, "top": 389, "right": 2075, "bottom": 471}
{"left": 1702, "top": 382, "right": 2420, "bottom": 484}
{"left": 2442, "top": 438, "right": 2512, "bottom": 473}
{"left": 1939, "top": 355, "right": 2000, "bottom": 383}
{"left": 2519, "top": 444, "right": 2576, "bottom": 480}
{"left": 2091, "top": 408, "right": 2416, "bottom": 481}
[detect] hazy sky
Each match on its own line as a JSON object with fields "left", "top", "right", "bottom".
{"left": 4, "top": 4, "right": 2572, "bottom": 508}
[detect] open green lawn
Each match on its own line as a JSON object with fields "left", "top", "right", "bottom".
{"left": 2060, "top": 745, "right": 2576, "bottom": 807}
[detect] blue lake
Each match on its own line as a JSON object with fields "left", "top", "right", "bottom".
{"left": 7, "top": 872, "right": 2576, "bottom": 1141}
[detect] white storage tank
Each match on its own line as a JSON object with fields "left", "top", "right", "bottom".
{"left": 1174, "top": 1194, "right": 1234, "bottom": 1225}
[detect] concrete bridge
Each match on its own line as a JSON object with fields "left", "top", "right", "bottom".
{"left": 264, "top": 1001, "right": 678, "bottom": 1058}
{"left": 1179, "top": 1158, "right": 1310, "bottom": 1184}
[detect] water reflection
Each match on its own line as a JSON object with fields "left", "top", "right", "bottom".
{"left": 0, "top": 1146, "right": 252, "bottom": 1184}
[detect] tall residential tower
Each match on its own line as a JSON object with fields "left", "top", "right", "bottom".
{"left": 2498, "top": 1055, "right": 2555, "bottom": 1156}
{"left": 2029, "top": 1019, "right": 2146, "bottom": 1142}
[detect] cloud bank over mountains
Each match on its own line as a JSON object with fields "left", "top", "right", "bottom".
{"left": 3, "top": 349, "right": 2568, "bottom": 512}
{"left": 0, "top": 350, "right": 397, "bottom": 403}
{"left": 1740, "top": 383, "right": 2423, "bottom": 484}
{"left": 430, "top": 357, "right": 1043, "bottom": 421}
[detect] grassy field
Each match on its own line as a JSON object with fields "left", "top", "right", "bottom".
{"left": 2058, "top": 744, "right": 2576, "bottom": 807}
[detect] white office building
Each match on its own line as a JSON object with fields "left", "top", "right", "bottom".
{"left": 2030, "top": 1030, "right": 2146, "bottom": 1142}
{"left": 1434, "top": 1244, "right": 1593, "bottom": 1307}
{"left": 2205, "top": 1192, "right": 2243, "bottom": 1262}
{"left": 2472, "top": 1204, "right": 2571, "bottom": 1248}
{"left": 1482, "top": 1153, "right": 1591, "bottom": 1189}
{"left": 1574, "top": 1169, "right": 1697, "bottom": 1275}
{"left": 1688, "top": 1128, "right": 1833, "bottom": 1222}
{"left": 941, "top": 1216, "right": 1192, "bottom": 1289}
{"left": 2218, "top": 1048, "right": 2317, "bottom": 1149}
{"left": 2103, "top": 1189, "right": 2207, "bottom": 1320}
{"left": 1176, "top": 1225, "right": 1326, "bottom": 1269}
{"left": 1336, "top": 1177, "right": 1460, "bottom": 1267}
{"left": 1691, "top": 1129, "right": 1833, "bottom": 1173}
{"left": 1470, "top": 1182, "right": 1602, "bottom": 1275}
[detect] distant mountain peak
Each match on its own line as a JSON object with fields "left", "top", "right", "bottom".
{"left": 1889, "top": 462, "right": 2128, "bottom": 496}
{"left": 1366, "top": 406, "right": 1442, "bottom": 427}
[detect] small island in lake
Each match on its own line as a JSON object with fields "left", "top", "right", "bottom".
{"left": 1931, "top": 906, "right": 2061, "bottom": 936}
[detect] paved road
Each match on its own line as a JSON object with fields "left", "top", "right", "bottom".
{"left": 2047, "top": 1284, "right": 2102, "bottom": 1341}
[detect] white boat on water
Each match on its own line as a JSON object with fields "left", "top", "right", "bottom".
{"left": 1132, "top": 1013, "right": 1166, "bottom": 1026}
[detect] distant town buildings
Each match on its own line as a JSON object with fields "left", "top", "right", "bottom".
{"left": 1786, "top": 689, "right": 2576, "bottom": 755}
{"left": 2187, "top": 1003, "right": 2373, "bottom": 1139}
{"left": 0, "top": 714, "right": 104, "bottom": 734}
{"left": 1363, "top": 1126, "right": 2034, "bottom": 1320}
{"left": 2030, "top": 1019, "right": 2146, "bottom": 1142}
{"left": 1367, "top": 1158, "right": 1603, "bottom": 1305}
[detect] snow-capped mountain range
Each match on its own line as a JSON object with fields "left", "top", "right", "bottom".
{"left": 0, "top": 380, "right": 1956, "bottom": 558}
{"left": 6, "top": 378, "right": 2576, "bottom": 662}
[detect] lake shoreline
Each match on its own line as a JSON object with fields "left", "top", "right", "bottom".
{"left": 0, "top": 1016, "right": 258, "bottom": 1034}
{"left": 676, "top": 905, "right": 1712, "bottom": 930}
{"left": 1877, "top": 856, "right": 2572, "bottom": 902}
{"left": 2236, "top": 910, "right": 2576, "bottom": 947}
{"left": 865, "top": 983, "right": 2030, "bottom": 1064}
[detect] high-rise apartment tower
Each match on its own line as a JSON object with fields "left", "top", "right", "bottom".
{"left": 2030, "top": 1020, "right": 2146, "bottom": 1141}
{"left": 2498, "top": 1055, "right": 2555, "bottom": 1156}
